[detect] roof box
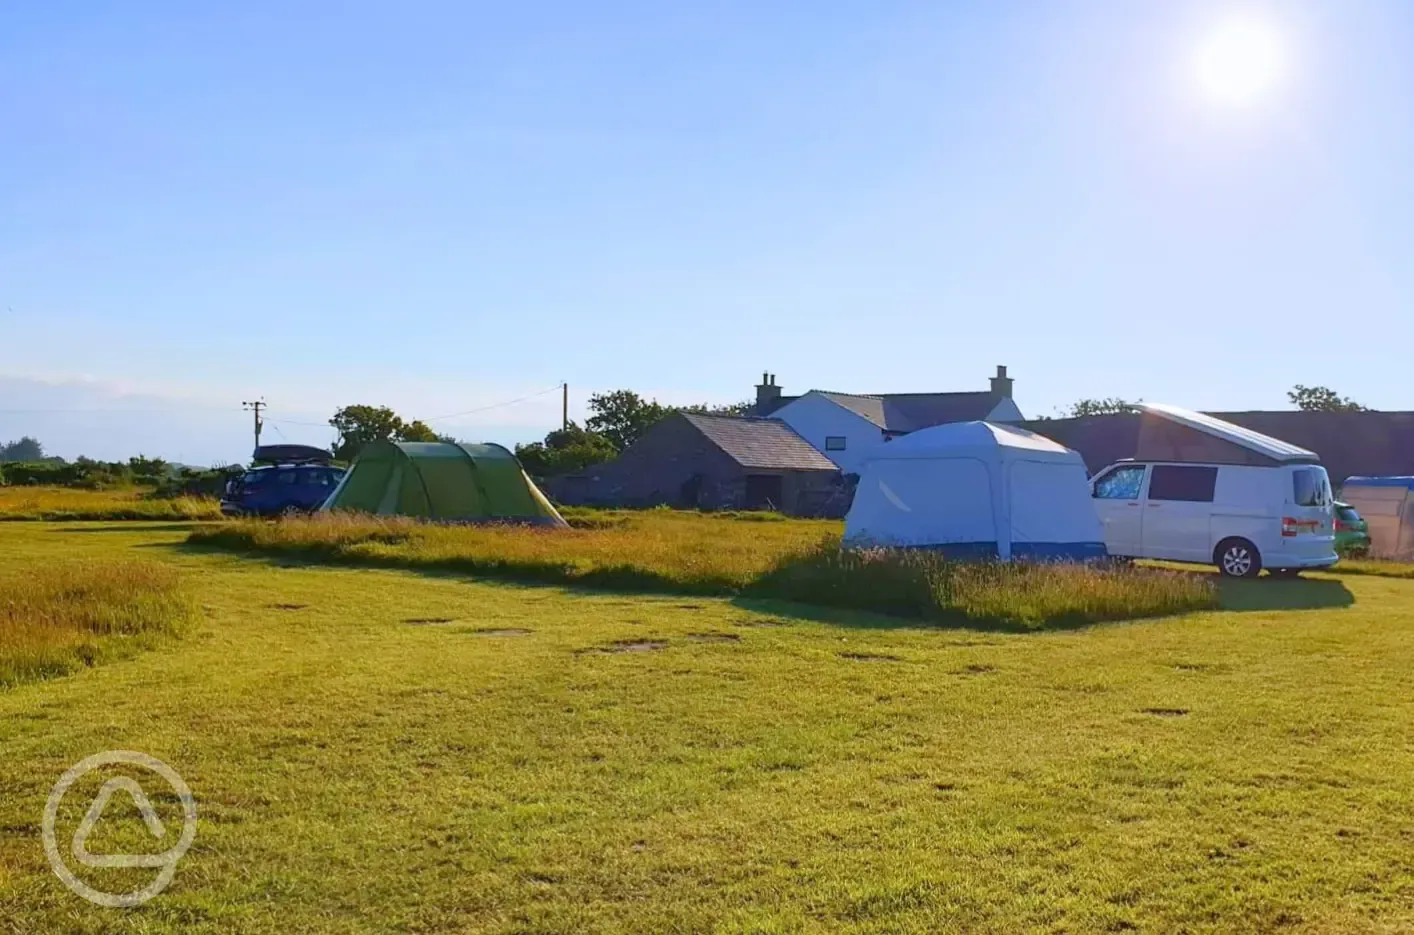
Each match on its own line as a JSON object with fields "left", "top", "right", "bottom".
{"left": 251, "top": 444, "right": 333, "bottom": 465}
{"left": 1134, "top": 403, "right": 1319, "bottom": 466}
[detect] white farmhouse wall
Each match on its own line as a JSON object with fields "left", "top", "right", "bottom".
{"left": 986, "top": 398, "right": 1024, "bottom": 422}
{"left": 771, "top": 394, "right": 884, "bottom": 473}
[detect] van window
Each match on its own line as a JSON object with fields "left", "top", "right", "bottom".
{"left": 1148, "top": 465, "right": 1217, "bottom": 503}
{"left": 1093, "top": 465, "right": 1146, "bottom": 500}
{"left": 1293, "top": 467, "right": 1332, "bottom": 507}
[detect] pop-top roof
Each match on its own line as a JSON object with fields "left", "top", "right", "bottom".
{"left": 1136, "top": 403, "right": 1317, "bottom": 463}
{"left": 1343, "top": 476, "right": 1414, "bottom": 489}
{"left": 865, "top": 420, "right": 1078, "bottom": 461}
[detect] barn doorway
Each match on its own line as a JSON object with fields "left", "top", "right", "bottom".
{"left": 679, "top": 474, "right": 703, "bottom": 508}
{"left": 744, "top": 474, "right": 783, "bottom": 511}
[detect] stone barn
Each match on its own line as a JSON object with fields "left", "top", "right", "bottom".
{"left": 546, "top": 413, "right": 849, "bottom": 516}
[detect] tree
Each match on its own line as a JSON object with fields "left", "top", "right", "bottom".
{"left": 0, "top": 436, "right": 44, "bottom": 462}
{"left": 680, "top": 400, "right": 754, "bottom": 417}
{"left": 1062, "top": 398, "right": 1135, "bottom": 418}
{"left": 399, "top": 420, "right": 448, "bottom": 443}
{"left": 329, "top": 405, "right": 451, "bottom": 460}
{"left": 515, "top": 423, "right": 617, "bottom": 478}
{"left": 1288, "top": 385, "right": 1367, "bottom": 412}
{"left": 585, "top": 390, "right": 674, "bottom": 450}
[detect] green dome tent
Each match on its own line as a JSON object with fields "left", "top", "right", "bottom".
{"left": 321, "top": 441, "right": 566, "bottom": 526}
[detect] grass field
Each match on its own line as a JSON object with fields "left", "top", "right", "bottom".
{"left": 3, "top": 522, "right": 1414, "bottom": 933}
{"left": 188, "top": 513, "right": 1216, "bottom": 629}
{"left": 0, "top": 486, "right": 221, "bottom": 521}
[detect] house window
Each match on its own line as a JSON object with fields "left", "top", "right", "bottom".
{"left": 825, "top": 436, "right": 847, "bottom": 451}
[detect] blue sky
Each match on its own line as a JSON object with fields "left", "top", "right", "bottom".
{"left": 2, "top": 0, "right": 1410, "bottom": 464}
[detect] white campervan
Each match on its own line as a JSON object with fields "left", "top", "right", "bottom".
{"left": 1088, "top": 404, "right": 1337, "bottom": 577}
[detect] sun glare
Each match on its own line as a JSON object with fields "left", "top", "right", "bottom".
{"left": 1192, "top": 15, "right": 1286, "bottom": 107}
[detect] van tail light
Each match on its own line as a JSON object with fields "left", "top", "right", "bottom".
{"left": 1282, "top": 517, "right": 1298, "bottom": 537}
{"left": 1282, "top": 517, "right": 1320, "bottom": 537}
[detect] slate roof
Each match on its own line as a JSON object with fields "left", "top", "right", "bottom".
{"left": 811, "top": 391, "right": 1001, "bottom": 432}
{"left": 682, "top": 413, "right": 839, "bottom": 471}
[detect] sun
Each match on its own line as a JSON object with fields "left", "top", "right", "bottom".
{"left": 1192, "top": 15, "right": 1287, "bottom": 107}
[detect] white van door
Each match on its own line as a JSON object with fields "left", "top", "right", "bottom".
{"left": 1142, "top": 465, "right": 1218, "bottom": 562}
{"left": 1091, "top": 464, "right": 1147, "bottom": 557}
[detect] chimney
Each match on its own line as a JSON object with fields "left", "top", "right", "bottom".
{"left": 755, "top": 372, "right": 782, "bottom": 414}
{"left": 990, "top": 365, "right": 1013, "bottom": 399}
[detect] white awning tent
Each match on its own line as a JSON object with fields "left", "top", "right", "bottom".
{"left": 843, "top": 421, "right": 1107, "bottom": 560}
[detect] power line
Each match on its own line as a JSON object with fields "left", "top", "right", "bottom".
{"left": 0, "top": 406, "right": 243, "bottom": 414}
{"left": 427, "top": 385, "right": 565, "bottom": 423}
{"left": 262, "top": 415, "right": 330, "bottom": 427}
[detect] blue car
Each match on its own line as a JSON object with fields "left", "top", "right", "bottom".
{"left": 220, "top": 445, "right": 345, "bottom": 517}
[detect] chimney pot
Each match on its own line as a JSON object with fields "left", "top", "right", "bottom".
{"left": 755, "top": 372, "right": 782, "bottom": 412}
{"left": 989, "top": 365, "right": 1014, "bottom": 400}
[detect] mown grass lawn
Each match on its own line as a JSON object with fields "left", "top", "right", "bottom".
{"left": 2, "top": 522, "right": 1414, "bottom": 934}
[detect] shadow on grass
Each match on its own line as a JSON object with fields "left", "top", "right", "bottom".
{"left": 54, "top": 522, "right": 212, "bottom": 534}
{"left": 174, "top": 536, "right": 1225, "bottom": 635}
{"left": 728, "top": 596, "right": 1108, "bottom": 634}
{"left": 171, "top": 540, "right": 740, "bottom": 594}
{"left": 1218, "top": 577, "right": 1354, "bottom": 611}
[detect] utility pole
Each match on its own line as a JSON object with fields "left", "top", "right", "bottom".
{"left": 562, "top": 383, "right": 568, "bottom": 431}
{"left": 241, "top": 399, "right": 266, "bottom": 451}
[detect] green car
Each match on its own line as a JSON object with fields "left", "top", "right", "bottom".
{"left": 1335, "top": 501, "right": 1371, "bottom": 556}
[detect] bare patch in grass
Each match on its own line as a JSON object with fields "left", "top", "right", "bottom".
{"left": 581, "top": 639, "right": 669, "bottom": 654}
{"left": 839, "top": 651, "right": 901, "bottom": 662}
{"left": 687, "top": 632, "right": 741, "bottom": 643}
{"left": 1141, "top": 707, "right": 1190, "bottom": 718}
{"left": 404, "top": 616, "right": 456, "bottom": 625}
{"left": 468, "top": 627, "right": 532, "bottom": 637}
{"left": 1174, "top": 661, "right": 1219, "bottom": 672}
{"left": 733, "top": 618, "right": 790, "bottom": 629}
{"left": 954, "top": 663, "right": 996, "bottom": 676}
{"left": 268, "top": 602, "right": 308, "bottom": 611}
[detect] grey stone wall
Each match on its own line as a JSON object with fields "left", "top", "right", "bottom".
{"left": 543, "top": 414, "right": 846, "bottom": 516}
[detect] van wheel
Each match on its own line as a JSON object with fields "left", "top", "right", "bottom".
{"left": 280, "top": 504, "right": 305, "bottom": 519}
{"left": 1215, "top": 538, "right": 1261, "bottom": 578}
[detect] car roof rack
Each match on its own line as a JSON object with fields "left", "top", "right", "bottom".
{"left": 251, "top": 444, "right": 333, "bottom": 466}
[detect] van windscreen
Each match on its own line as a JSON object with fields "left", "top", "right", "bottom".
{"left": 1293, "top": 467, "right": 1332, "bottom": 507}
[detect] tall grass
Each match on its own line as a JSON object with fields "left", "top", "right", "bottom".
{"left": 747, "top": 547, "right": 1216, "bottom": 629}
{"left": 188, "top": 511, "right": 834, "bottom": 593}
{"left": 0, "top": 560, "right": 196, "bottom": 688}
{"left": 188, "top": 512, "right": 1216, "bottom": 628}
{"left": 0, "top": 486, "right": 221, "bottom": 521}
{"left": 1329, "top": 558, "right": 1414, "bottom": 579}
